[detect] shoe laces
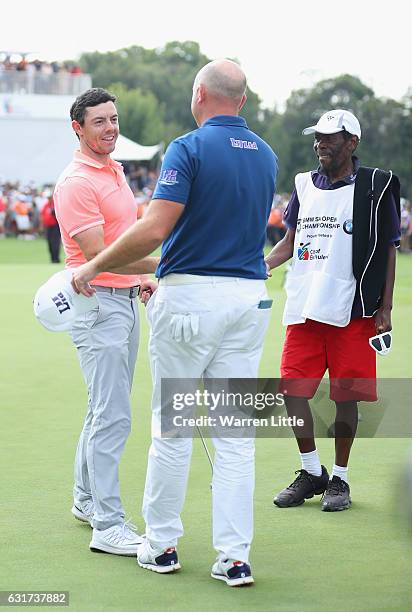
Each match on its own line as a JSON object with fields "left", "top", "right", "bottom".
{"left": 288, "top": 469, "right": 310, "bottom": 489}
{"left": 81, "top": 499, "right": 95, "bottom": 517}
{"left": 121, "top": 518, "right": 139, "bottom": 539}
{"left": 323, "top": 477, "right": 347, "bottom": 497}
{"left": 104, "top": 520, "right": 138, "bottom": 544}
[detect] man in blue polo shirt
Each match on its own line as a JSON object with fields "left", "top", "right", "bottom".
{"left": 72, "top": 59, "right": 278, "bottom": 586}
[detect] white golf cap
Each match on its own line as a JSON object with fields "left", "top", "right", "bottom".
{"left": 33, "top": 269, "right": 98, "bottom": 332}
{"left": 302, "top": 109, "right": 361, "bottom": 139}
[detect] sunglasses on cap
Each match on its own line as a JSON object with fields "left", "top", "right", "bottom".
{"left": 369, "top": 332, "right": 392, "bottom": 356}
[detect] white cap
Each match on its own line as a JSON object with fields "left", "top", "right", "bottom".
{"left": 33, "top": 269, "right": 98, "bottom": 332}
{"left": 302, "top": 109, "right": 361, "bottom": 139}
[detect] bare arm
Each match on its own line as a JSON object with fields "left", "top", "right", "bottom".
{"left": 73, "top": 225, "right": 160, "bottom": 274}
{"left": 265, "top": 228, "right": 295, "bottom": 271}
{"left": 72, "top": 199, "right": 185, "bottom": 295}
{"left": 374, "top": 244, "right": 397, "bottom": 332}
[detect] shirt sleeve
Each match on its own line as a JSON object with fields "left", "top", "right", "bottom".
{"left": 388, "top": 192, "right": 401, "bottom": 247}
{"left": 283, "top": 188, "right": 300, "bottom": 230}
{"left": 152, "top": 139, "right": 195, "bottom": 205}
{"left": 55, "top": 177, "right": 104, "bottom": 238}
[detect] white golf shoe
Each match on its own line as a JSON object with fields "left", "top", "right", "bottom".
{"left": 137, "top": 539, "right": 181, "bottom": 573}
{"left": 90, "top": 521, "right": 144, "bottom": 556}
{"left": 71, "top": 499, "right": 95, "bottom": 526}
{"left": 211, "top": 558, "right": 254, "bottom": 587}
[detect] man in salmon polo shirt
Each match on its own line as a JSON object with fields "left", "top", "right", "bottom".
{"left": 54, "top": 88, "right": 158, "bottom": 556}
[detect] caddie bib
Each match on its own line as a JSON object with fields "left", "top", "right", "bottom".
{"left": 283, "top": 172, "right": 356, "bottom": 327}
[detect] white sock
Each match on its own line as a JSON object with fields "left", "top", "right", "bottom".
{"left": 300, "top": 450, "right": 322, "bottom": 476}
{"left": 332, "top": 464, "right": 348, "bottom": 483}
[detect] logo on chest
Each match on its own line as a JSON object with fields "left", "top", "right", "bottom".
{"left": 343, "top": 219, "right": 353, "bottom": 234}
{"left": 297, "top": 242, "right": 329, "bottom": 261}
{"left": 298, "top": 242, "right": 310, "bottom": 260}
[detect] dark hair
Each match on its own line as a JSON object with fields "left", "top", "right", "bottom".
{"left": 342, "top": 129, "right": 357, "bottom": 141}
{"left": 70, "top": 87, "right": 116, "bottom": 125}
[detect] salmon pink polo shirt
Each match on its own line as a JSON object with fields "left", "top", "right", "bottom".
{"left": 54, "top": 151, "right": 139, "bottom": 288}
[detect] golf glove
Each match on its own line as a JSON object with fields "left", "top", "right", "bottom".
{"left": 170, "top": 313, "right": 199, "bottom": 342}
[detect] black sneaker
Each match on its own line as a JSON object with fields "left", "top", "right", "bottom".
{"left": 321, "top": 476, "right": 351, "bottom": 511}
{"left": 274, "top": 465, "right": 329, "bottom": 507}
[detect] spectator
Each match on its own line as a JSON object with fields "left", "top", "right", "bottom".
{"left": 400, "top": 198, "right": 411, "bottom": 252}
{"left": 41, "top": 196, "right": 61, "bottom": 263}
{"left": 267, "top": 197, "right": 286, "bottom": 246}
{"left": 12, "top": 194, "right": 31, "bottom": 238}
{"left": 0, "top": 192, "right": 6, "bottom": 238}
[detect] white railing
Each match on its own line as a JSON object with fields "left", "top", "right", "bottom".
{"left": 0, "top": 71, "right": 92, "bottom": 95}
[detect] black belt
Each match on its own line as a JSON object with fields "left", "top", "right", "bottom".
{"left": 92, "top": 285, "right": 140, "bottom": 299}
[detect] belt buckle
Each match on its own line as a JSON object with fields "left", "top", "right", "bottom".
{"left": 129, "top": 286, "right": 139, "bottom": 299}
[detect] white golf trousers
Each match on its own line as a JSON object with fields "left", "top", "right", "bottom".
{"left": 142, "top": 275, "right": 271, "bottom": 563}
{"left": 70, "top": 291, "right": 139, "bottom": 530}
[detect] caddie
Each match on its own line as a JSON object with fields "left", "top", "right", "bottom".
{"left": 265, "top": 109, "right": 400, "bottom": 511}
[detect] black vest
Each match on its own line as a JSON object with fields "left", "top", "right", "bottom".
{"left": 352, "top": 167, "right": 400, "bottom": 316}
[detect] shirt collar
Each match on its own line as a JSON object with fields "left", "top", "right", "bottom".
{"left": 314, "top": 156, "right": 360, "bottom": 185}
{"left": 202, "top": 115, "right": 248, "bottom": 128}
{"left": 74, "top": 150, "right": 123, "bottom": 170}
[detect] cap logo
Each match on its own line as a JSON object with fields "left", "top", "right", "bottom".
{"left": 52, "top": 292, "right": 71, "bottom": 314}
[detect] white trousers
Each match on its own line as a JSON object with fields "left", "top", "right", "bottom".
{"left": 142, "top": 275, "right": 271, "bottom": 562}
{"left": 70, "top": 292, "right": 139, "bottom": 529}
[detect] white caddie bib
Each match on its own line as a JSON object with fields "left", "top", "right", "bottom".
{"left": 283, "top": 172, "right": 356, "bottom": 327}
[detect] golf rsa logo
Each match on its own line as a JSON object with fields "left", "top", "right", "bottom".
{"left": 298, "top": 242, "right": 328, "bottom": 261}
{"left": 298, "top": 242, "right": 310, "bottom": 260}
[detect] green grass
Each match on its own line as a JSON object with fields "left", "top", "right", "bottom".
{"left": 1, "top": 237, "right": 411, "bottom": 611}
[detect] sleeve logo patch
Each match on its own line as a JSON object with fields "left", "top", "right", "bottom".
{"left": 230, "top": 138, "right": 258, "bottom": 150}
{"left": 159, "top": 169, "right": 179, "bottom": 185}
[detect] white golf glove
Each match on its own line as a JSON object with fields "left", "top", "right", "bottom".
{"left": 170, "top": 313, "right": 199, "bottom": 342}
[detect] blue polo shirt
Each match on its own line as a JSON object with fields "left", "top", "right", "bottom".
{"left": 153, "top": 115, "right": 278, "bottom": 279}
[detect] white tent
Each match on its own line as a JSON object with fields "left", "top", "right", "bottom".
{"left": 113, "top": 133, "right": 162, "bottom": 162}
{"left": 0, "top": 94, "right": 162, "bottom": 185}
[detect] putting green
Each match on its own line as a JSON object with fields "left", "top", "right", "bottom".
{"left": 1, "top": 238, "right": 411, "bottom": 611}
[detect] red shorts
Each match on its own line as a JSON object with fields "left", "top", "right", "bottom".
{"left": 280, "top": 318, "right": 377, "bottom": 402}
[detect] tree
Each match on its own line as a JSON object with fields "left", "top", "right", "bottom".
{"left": 74, "top": 45, "right": 412, "bottom": 196}
{"left": 264, "top": 75, "right": 411, "bottom": 195}
{"left": 79, "top": 42, "right": 208, "bottom": 135}
{"left": 78, "top": 42, "right": 264, "bottom": 139}
{"left": 108, "top": 84, "right": 166, "bottom": 145}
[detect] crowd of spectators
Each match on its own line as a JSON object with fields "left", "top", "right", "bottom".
{"left": 0, "top": 182, "right": 51, "bottom": 239}
{"left": 0, "top": 53, "right": 87, "bottom": 95}
{"left": 0, "top": 166, "right": 159, "bottom": 242}
{"left": 0, "top": 54, "right": 82, "bottom": 76}
{"left": 2, "top": 172, "right": 410, "bottom": 255}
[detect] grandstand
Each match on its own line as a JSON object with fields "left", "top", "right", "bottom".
{"left": 0, "top": 55, "right": 162, "bottom": 184}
